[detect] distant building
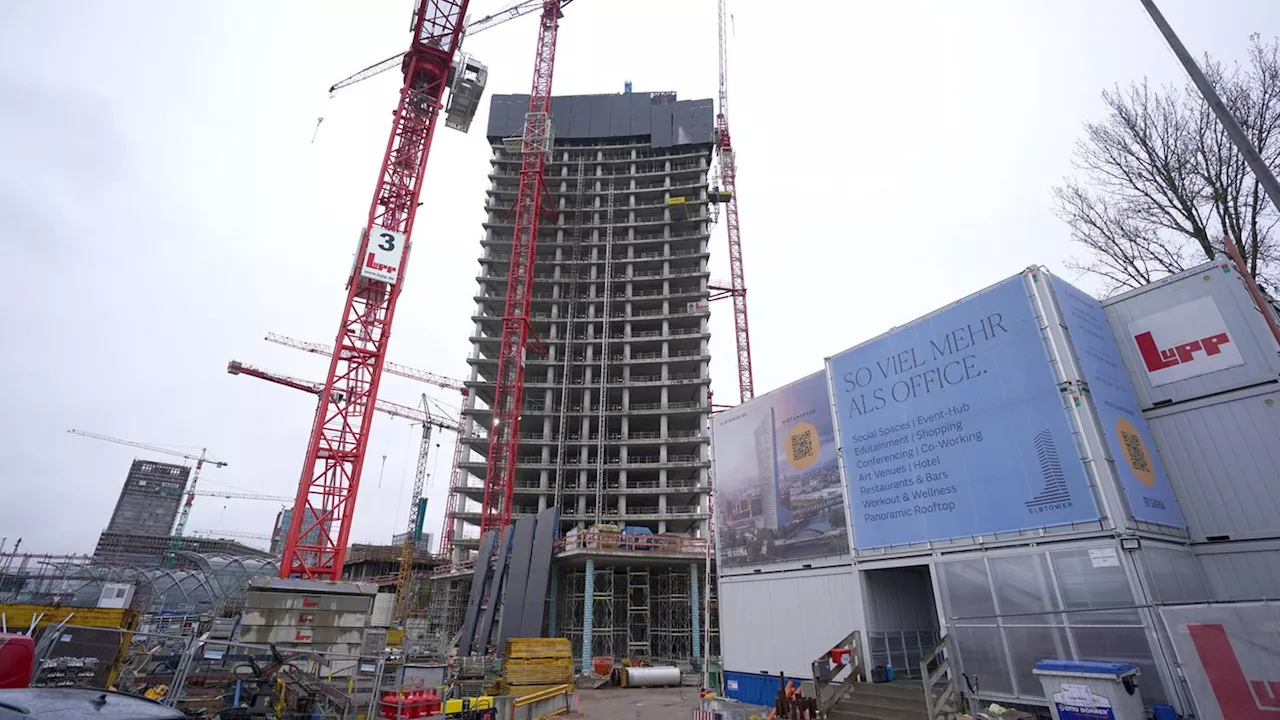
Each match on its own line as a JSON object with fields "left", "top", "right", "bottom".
{"left": 269, "top": 507, "right": 328, "bottom": 559}
{"left": 391, "top": 531, "right": 433, "bottom": 551}
{"left": 93, "top": 531, "right": 272, "bottom": 565}
{"left": 270, "top": 508, "right": 291, "bottom": 556}
{"left": 104, "top": 460, "right": 189, "bottom": 536}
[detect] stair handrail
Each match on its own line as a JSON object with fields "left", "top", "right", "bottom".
{"left": 810, "top": 629, "right": 865, "bottom": 715}
{"left": 920, "top": 633, "right": 960, "bottom": 719}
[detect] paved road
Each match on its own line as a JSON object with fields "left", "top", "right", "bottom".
{"left": 569, "top": 686, "right": 704, "bottom": 719}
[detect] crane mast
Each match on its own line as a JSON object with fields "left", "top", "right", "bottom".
{"left": 481, "top": 0, "right": 565, "bottom": 537}
{"left": 279, "top": 0, "right": 472, "bottom": 580}
{"left": 716, "top": 0, "right": 754, "bottom": 403}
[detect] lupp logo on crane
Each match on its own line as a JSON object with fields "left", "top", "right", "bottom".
{"left": 359, "top": 225, "right": 407, "bottom": 285}
{"left": 1126, "top": 296, "right": 1244, "bottom": 386}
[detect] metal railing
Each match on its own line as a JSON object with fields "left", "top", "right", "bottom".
{"left": 811, "top": 629, "right": 865, "bottom": 715}
{"left": 920, "top": 634, "right": 960, "bottom": 720}
{"left": 510, "top": 683, "right": 575, "bottom": 719}
{"left": 557, "top": 530, "right": 710, "bottom": 556}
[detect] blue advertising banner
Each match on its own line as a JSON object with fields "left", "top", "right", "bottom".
{"left": 828, "top": 275, "right": 1099, "bottom": 550}
{"left": 713, "top": 371, "right": 848, "bottom": 566}
{"left": 1048, "top": 273, "right": 1186, "bottom": 528}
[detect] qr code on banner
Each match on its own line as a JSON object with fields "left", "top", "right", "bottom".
{"left": 1120, "top": 429, "right": 1150, "bottom": 473}
{"left": 791, "top": 429, "right": 814, "bottom": 462}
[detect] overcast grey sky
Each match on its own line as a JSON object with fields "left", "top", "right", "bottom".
{"left": 1, "top": 1, "right": 1276, "bottom": 555}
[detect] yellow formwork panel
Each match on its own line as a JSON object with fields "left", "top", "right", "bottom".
{"left": 386, "top": 628, "right": 405, "bottom": 647}
{"left": 0, "top": 604, "right": 135, "bottom": 631}
{"left": 504, "top": 657, "right": 574, "bottom": 686}
{"left": 504, "top": 637, "right": 571, "bottom": 659}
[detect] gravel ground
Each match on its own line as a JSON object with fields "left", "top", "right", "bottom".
{"left": 566, "top": 686, "right": 705, "bottom": 719}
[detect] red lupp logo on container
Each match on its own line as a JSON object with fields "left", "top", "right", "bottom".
{"left": 1127, "top": 296, "right": 1245, "bottom": 386}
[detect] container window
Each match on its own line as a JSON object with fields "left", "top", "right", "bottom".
{"left": 939, "top": 558, "right": 995, "bottom": 619}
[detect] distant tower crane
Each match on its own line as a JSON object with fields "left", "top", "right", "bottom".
{"left": 708, "top": 0, "right": 755, "bottom": 404}
{"left": 397, "top": 394, "right": 434, "bottom": 620}
{"left": 279, "top": 0, "right": 477, "bottom": 581}
{"left": 67, "top": 429, "right": 227, "bottom": 568}
{"left": 482, "top": 0, "right": 571, "bottom": 537}
{"left": 264, "top": 332, "right": 471, "bottom": 562}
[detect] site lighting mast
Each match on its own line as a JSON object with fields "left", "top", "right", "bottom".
{"left": 278, "top": 1, "right": 475, "bottom": 580}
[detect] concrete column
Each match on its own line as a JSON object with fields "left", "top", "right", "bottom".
{"left": 582, "top": 558, "right": 595, "bottom": 673}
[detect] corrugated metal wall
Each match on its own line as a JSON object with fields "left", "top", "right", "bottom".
{"left": 1101, "top": 263, "right": 1280, "bottom": 410}
{"left": 1194, "top": 540, "right": 1280, "bottom": 601}
{"left": 1145, "top": 384, "right": 1280, "bottom": 542}
{"left": 718, "top": 565, "right": 860, "bottom": 678}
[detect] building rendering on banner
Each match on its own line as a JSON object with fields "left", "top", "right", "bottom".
{"left": 430, "top": 90, "right": 719, "bottom": 666}
{"left": 712, "top": 266, "right": 1257, "bottom": 713}
{"left": 714, "top": 371, "right": 844, "bottom": 568}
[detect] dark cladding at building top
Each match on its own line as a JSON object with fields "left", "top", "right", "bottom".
{"left": 486, "top": 91, "right": 715, "bottom": 148}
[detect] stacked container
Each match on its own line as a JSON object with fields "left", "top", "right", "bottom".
{"left": 239, "top": 577, "right": 378, "bottom": 676}
{"left": 1102, "top": 263, "right": 1280, "bottom": 601}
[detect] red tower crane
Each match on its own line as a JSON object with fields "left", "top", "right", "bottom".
{"left": 481, "top": 0, "right": 569, "bottom": 537}
{"left": 278, "top": 1, "right": 473, "bottom": 580}
{"left": 709, "top": 0, "right": 755, "bottom": 404}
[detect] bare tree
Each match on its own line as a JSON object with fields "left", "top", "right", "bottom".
{"left": 1055, "top": 34, "right": 1280, "bottom": 296}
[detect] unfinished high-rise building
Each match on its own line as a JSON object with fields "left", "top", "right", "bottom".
{"left": 104, "top": 460, "right": 188, "bottom": 536}
{"left": 439, "top": 90, "right": 719, "bottom": 666}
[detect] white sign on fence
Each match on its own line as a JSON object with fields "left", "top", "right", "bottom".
{"left": 1159, "top": 601, "right": 1280, "bottom": 720}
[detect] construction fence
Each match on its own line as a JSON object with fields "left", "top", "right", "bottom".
{"left": 1159, "top": 600, "right": 1280, "bottom": 720}
{"left": 27, "top": 623, "right": 396, "bottom": 719}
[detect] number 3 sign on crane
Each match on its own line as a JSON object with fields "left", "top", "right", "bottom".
{"left": 360, "top": 227, "right": 406, "bottom": 285}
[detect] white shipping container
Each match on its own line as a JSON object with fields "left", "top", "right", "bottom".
{"left": 1102, "top": 262, "right": 1280, "bottom": 409}
{"left": 718, "top": 565, "right": 861, "bottom": 678}
{"left": 1145, "top": 383, "right": 1280, "bottom": 542}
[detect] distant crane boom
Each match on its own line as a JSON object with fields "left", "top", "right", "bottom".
{"left": 188, "top": 490, "right": 292, "bottom": 503}
{"left": 192, "top": 529, "right": 272, "bottom": 542}
{"left": 227, "top": 361, "right": 460, "bottom": 432}
{"left": 328, "top": 0, "right": 551, "bottom": 95}
{"left": 264, "top": 333, "right": 463, "bottom": 391}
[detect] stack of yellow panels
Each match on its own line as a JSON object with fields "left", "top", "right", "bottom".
{"left": 501, "top": 638, "right": 574, "bottom": 696}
